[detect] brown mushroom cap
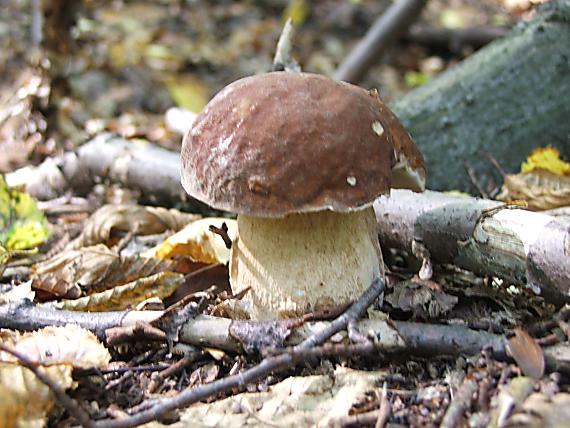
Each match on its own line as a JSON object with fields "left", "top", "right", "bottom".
{"left": 181, "top": 72, "right": 425, "bottom": 217}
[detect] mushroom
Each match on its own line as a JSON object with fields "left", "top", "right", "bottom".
{"left": 181, "top": 72, "right": 425, "bottom": 320}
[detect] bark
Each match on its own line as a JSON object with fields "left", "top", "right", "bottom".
{"left": 374, "top": 190, "right": 570, "bottom": 303}
{"left": 391, "top": 0, "right": 570, "bottom": 192}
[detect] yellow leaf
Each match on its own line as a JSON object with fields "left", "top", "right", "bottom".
{"left": 143, "top": 218, "right": 237, "bottom": 265}
{"left": 521, "top": 146, "right": 570, "bottom": 176}
{"left": 0, "top": 175, "right": 50, "bottom": 250}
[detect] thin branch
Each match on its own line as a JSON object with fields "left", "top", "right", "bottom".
{"left": 334, "top": 0, "right": 428, "bottom": 83}
{"left": 440, "top": 377, "right": 478, "bottom": 428}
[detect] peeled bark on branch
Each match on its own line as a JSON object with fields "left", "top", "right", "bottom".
{"left": 374, "top": 190, "right": 570, "bottom": 303}
{"left": 392, "top": 0, "right": 570, "bottom": 192}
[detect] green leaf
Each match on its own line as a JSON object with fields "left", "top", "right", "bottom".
{"left": 0, "top": 176, "right": 50, "bottom": 250}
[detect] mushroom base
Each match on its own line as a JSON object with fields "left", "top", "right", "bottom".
{"left": 229, "top": 207, "right": 383, "bottom": 320}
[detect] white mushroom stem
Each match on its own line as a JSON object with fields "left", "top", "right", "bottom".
{"left": 229, "top": 206, "right": 383, "bottom": 320}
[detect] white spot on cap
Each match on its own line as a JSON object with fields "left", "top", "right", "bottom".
{"left": 347, "top": 176, "right": 357, "bottom": 186}
{"left": 372, "top": 121, "right": 384, "bottom": 137}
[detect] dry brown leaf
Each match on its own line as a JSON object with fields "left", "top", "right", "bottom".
{"left": 506, "top": 328, "right": 545, "bottom": 379}
{"left": 66, "top": 204, "right": 199, "bottom": 250}
{"left": 0, "top": 325, "right": 110, "bottom": 428}
{"left": 188, "top": 362, "right": 220, "bottom": 387}
{"left": 0, "top": 363, "right": 73, "bottom": 428}
{"left": 50, "top": 271, "right": 184, "bottom": 311}
{"left": 1, "top": 325, "right": 110, "bottom": 367}
{"left": 32, "top": 244, "right": 174, "bottom": 298}
{"left": 143, "top": 218, "right": 237, "bottom": 265}
{"left": 497, "top": 170, "right": 570, "bottom": 211}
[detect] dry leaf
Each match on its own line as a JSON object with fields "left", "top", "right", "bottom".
{"left": 0, "top": 325, "right": 110, "bottom": 428}
{"left": 497, "top": 170, "right": 570, "bottom": 211}
{"left": 66, "top": 204, "right": 199, "bottom": 250}
{"left": 32, "top": 244, "right": 174, "bottom": 297}
{"left": 506, "top": 328, "right": 545, "bottom": 379}
{"left": 521, "top": 146, "right": 570, "bottom": 176}
{"left": 49, "top": 271, "right": 184, "bottom": 311}
{"left": 143, "top": 218, "right": 237, "bottom": 265}
{"left": 188, "top": 362, "right": 220, "bottom": 387}
{"left": 0, "top": 325, "right": 111, "bottom": 367}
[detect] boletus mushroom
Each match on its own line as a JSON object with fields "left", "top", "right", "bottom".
{"left": 181, "top": 72, "right": 425, "bottom": 320}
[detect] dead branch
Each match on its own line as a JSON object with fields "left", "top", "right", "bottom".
{"left": 374, "top": 190, "right": 570, "bottom": 303}
{"left": 334, "top": 0, "right": 428, "bottom": 83}
{"left": 405, "top": 24, "right": 509, "bottom": 52}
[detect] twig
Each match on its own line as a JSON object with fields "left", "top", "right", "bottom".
{"left": 0, "top": 344, "right": 94, "bottom": 428}
{"left": 440, "top": 377, "right": 478, "bottom": 428}
{"left": 375, "top": 382, "right": 391, "bottom": 428}
{"left": 464, "top": 160, "right": 489, "bottom": 198}
{"left": 272, "top": 18, "right": 300, "bottom": 72}
{"left": 90, "top": 277, "right": 385, "bottom": 427}
{"left": 334, "top": 0, "right": 428, "bottom": 83}
{"left": 148, "top": 352, "right": 206, "bottom": 393}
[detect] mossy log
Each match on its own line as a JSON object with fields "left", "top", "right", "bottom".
{"left": 392, "top": 0, "right": 570, "bottom": 192}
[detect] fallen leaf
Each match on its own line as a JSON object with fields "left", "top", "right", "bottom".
{"left": 66, "top": 204, "right": 199, "bottom": 250}
{"left": 143, "top": 218, "right": 237, "bottom": 265}
{"left": 522, "top": 146, "right": 570, "bottom": 176}
{"left": 497, "top": 170, "right": 570, "bottom": 211}
{"left": 50, "top": 271, "right": 184, "bottom": 311}
{"left": 0, "top": 325, "right": 110, "bottom": 428}
{"left": 0, "top": 175, "right": 50, "bottom": 250}
{"left": 506, "top": 328, "right": 545, "bottom": 379}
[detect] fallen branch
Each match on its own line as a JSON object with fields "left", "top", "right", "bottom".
{"left": 404, "top": 24, "right": 509, "bottom": 52}
{"left": 334, "top": 0, "right": 427, "bottom": 83}
{"left": 374, "top": 190, "right": 570, "bottom": 302}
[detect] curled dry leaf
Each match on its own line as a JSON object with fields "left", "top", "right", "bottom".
{"left": 506, "top": 328, "right": 545, "bottom": 379}
{"left": 0, "top": 325, "right": 111, "bottom": 367}
{"left": 497, "top": 170, "right": 570, "bottom": 211}
{"left": 143, "top": 218, "right": 238, "bottom": 265}
{"left": 0, "top": 325, "right": 110, "bottom": 428}
{"left": 498, "top": 146, "right": 570, "bottom": 211}
{"left": 32, "top": 243, "right": 174, "bottom": 298}
{"left": 49, "top": 271, "right": 184, "bottom": 311}
{"left": 65, "top": 204, "right": 200, "bottom": 250}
